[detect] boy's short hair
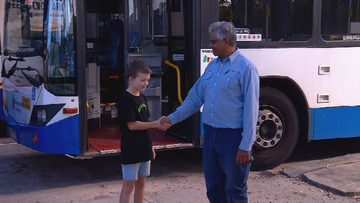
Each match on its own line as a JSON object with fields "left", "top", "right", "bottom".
{"left": 126, "top": 60, "right": 152, "bottom": 78}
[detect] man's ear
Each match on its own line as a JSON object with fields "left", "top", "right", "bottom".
{"left": 224, "top": 37, "right": 230, "bottom": 45}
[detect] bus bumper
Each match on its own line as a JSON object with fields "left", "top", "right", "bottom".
{"left": 4, "top": 112, "right": 80, "bottom": 155}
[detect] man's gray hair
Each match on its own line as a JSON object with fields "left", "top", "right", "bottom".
{"left": 208, "top": 21, "right": 237, "bottom": 46}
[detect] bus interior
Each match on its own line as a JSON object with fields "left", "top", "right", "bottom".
{"left": 83, "top": 0, "right": 198, "bottom": 155}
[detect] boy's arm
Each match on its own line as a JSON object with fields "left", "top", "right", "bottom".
{"left": 127, "top": 116, "right": 165, "bottom": 130}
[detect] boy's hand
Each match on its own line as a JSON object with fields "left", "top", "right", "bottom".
{"left": 152, "top": 148, "right": 156, "bottom": 160}
{"left": 158, "top": 116, "right": 171, "bottom": 131}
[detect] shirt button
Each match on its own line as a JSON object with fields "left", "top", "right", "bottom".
{"left": 211, "top": 114, "right": 213, "bottom": 116}
{"left": 227, "top": 78, "right": 230, "bottom": 80}
{"left": 211, "top": 104, "right": 213, "bottom": 106}
{"left": 214, "top": 83, "right": 216, "bottom": 86}
{"left": 217, "top": 74, "right": 219, "bottom": 76}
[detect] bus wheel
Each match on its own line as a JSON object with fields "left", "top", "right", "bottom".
{"left": 251, "top": 87, "right": 299, "bottom": 170}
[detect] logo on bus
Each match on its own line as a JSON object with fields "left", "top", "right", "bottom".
{"left": 32, "top": 88, "right": 36, "bottom": 100}
{"left": 203, "top": 55, "right": 215, "bottom": 63}
{"left": 12, "top": 95, "right": 22, "bottom": 113}
{"left": 22, "top": 97, "right": 31, "bottom": 110}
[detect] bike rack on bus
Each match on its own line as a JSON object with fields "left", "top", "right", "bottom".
{"left": 1, "top": 56, "right": 44, "bottom": 87}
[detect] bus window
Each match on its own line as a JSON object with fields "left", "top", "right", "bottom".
{"left": 153, "top": 0, "right": 167, "bottom": 42}
{"left": 219, "top": 0, "right": 313, "bottom": 42}
{"left": 321, "top": 0, "right": 360, "bottom": 41}
{"left": 3, "top": 0, "right": 44, "bottom": 87}
{"left": 44, "top": 0, "right": 76, "bottom": 96}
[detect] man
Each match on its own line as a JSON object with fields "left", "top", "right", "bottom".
{"left": 163, "top": 21, "right": 259, "bottom": 202}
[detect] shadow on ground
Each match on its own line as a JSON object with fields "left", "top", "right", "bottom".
{"left": 0, "top": 145, "right": 203, "bottom": 196}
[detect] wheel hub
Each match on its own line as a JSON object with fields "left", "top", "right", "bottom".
{"left": 256, "top": 110, "right": 283, "bottom": 149}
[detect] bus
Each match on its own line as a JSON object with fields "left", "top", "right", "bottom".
{"left": 2, "top": 0, "right": 360, "bottom": 170}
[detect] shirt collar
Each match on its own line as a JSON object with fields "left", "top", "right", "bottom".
{"left": 215, "top": 48, "right": 240, "bottom": 64}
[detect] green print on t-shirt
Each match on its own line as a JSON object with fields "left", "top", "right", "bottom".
{"left": 138, "top": 103, "right": 147, "bottom": 112}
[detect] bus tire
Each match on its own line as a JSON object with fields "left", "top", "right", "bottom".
{"left": 251, "top": 87, "right": 299, "bottom": 170}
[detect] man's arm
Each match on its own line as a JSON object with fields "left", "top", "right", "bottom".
{"left": 237, "top": 65, "right": 260, "bottom": 164}
{"left": 167, "top": 75, "right": 206, "bottom": 125}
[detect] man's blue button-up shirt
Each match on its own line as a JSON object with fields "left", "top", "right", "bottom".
{"left": 168, "top": 49, "right": 260, "bottom": 151}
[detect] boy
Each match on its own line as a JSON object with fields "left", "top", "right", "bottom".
{"left": 119, "top": 60, "right": 170, "bottom": 203}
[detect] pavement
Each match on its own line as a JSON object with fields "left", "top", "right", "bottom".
{"left": 282, "top": 153, "right": 360, "bottom": 197}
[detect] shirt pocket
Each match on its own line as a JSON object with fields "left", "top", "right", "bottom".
{"left": 202, "top": 71, "right": 213, "bottom": 91}
{"left": 203, "top": 71, "right": 213, "bottom": 80}
{"left": 225, "top": 71, "right": 241, "bottom": 94}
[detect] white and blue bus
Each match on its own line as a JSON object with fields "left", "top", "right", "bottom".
{"left": 2, "top": 0, "right": 360, "bottom": 170}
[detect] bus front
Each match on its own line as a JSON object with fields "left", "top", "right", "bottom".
{"left": 2, "top": 0, "right": 80, "bottom": 155}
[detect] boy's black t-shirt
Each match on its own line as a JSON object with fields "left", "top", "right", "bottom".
{"left": 120, "top": 91, "right": 153, "bottom": 164}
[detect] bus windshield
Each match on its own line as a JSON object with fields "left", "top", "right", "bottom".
{"left": 3, "top": 0, "right": 76, "bottom": 95}
{"left": 3, "top": 0, "right": 44, "bottom": 87}
{"left": 44, "top": 0, "right": 76, "bottom": 96}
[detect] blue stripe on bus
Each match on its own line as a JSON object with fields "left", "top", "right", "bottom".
{"left": 5, "top": 113, "right": 80, "bottom": 155}
{"left": 310, "top": 106, "right": 360, "bottom": 140}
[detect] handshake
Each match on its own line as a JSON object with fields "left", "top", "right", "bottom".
{"left": 156, "top": 116, "right": 172, "bottom": 131}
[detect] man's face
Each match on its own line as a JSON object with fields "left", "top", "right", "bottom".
{"left": 209, "top": 32, "right": 226, "bottom": 58}
{"left": 129, "top": 72, "right": 150, "bottom": 92}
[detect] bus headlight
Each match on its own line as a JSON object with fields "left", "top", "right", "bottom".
{"left": 37, "top": 109, "right": 42, "bottom": 123}
{"left": 41, "top": 109, "right": 46, "bottom": 123}
{"left": 30, "top": 104, "right": 65, "bottom": 126}
{"left": 37, "top": 109, "right": 47, "bottom": 123}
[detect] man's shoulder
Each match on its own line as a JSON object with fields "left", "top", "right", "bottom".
{"left": 234, "top": 52, "right": 257, "bottom": 69}
{"left": 204, "top": 58, "right": 219, "bottom": 72}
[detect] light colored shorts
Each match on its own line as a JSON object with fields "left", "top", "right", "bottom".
{"left": 121, "top": 160, "right": 151, "bottom": 181}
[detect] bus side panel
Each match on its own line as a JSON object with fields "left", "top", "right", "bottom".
{"left": 5, "top": 113, "right": 80, "bottom": 155}
{"left": 310, "top": 106, "right": 360, "bottom": 140}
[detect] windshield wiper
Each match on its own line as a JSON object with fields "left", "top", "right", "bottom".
{"left": 2, "top": 56, "right": 44, "bottom": 87}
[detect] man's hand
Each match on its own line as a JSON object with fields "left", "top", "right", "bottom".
{"left": 159, "top": 116, "right": 171, "bottom": 131}
{"left": 162, "top": 116, "right": 171, "bottom": 125}
{"left": 236, "top": 149, "right": 251, "bottom": 165}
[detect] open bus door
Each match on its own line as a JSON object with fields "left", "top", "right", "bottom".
{"left": 81, "top": 0, "right": 199, "bottom": 157}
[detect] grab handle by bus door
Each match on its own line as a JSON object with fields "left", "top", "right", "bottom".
{"left": 165, "top": 60, "right": 183, "bottom": 104}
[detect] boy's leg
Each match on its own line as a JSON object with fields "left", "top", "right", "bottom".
{"left": 134, "top": 176, "right": 146, "bottom": 203}
{"left": 134, "top": 161, "right": 151, "bottom": 203}
{"left": 120, "top": 180, "right": 135, "bottom": 203}
{"left": 120, "top": 163, "right": 141, "bottom": 203}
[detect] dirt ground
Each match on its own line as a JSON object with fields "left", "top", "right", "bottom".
{"left": 140, "top": 169, "right": 360, "bottom": 203}
{"left": 136, "top": 149, "right": 360, "bottom": 203}
{"left": 1, "top": 139, "right": 360, "bottom": 203}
